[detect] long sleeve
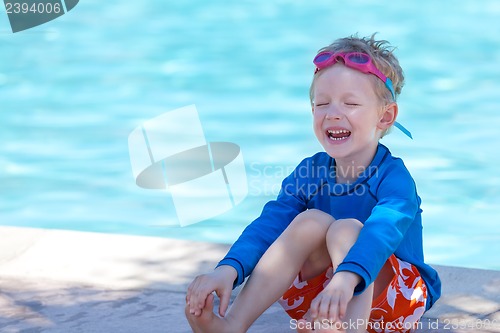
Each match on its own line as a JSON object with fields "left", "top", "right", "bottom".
{"left": 335, "top": 161, "right": 419, "bottom": 294}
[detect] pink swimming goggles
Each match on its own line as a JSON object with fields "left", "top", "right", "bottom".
{"left": 313, "top": 51, "right": 412, "bottom": 139}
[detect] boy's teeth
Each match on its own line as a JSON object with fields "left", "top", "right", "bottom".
{"left": 327, "top": 129, "right": 351, "bottom": 140}
{"left": 328, "top": 129, "right": 349, "bottom": 134}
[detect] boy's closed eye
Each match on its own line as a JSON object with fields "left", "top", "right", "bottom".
{"left": 314, "top": 100, "right": 361, "bottom": 107}
{"left": 345, "top": 102, "right": 361, "bottom": 106}
{"left": 315, "top": 102, "right": 329, "bottom": 107}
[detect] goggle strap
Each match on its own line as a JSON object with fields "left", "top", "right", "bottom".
{"left": 394, "top": 121, "right": 413, "bottom": 139}
{"left": 385, "top": 78, "right": 396, "bottom": 100}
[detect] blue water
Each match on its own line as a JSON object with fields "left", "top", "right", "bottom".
{"left": 0, "top": 0, "right": 499, "bottom": 270}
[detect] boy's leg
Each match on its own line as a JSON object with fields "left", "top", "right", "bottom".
{"left": 185, "top": 209, "right": 335, "bottom": 333}
{"left": 294, "top": 220, "right": 398, "bottom": 333}
{"left": 303, "top": 219, "right": 372, "bottom": 333}
{"left": 327, "top": 219, "right": 372, "bottom": 332}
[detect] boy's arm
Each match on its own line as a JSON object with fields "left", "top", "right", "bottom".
{"left": 335, "top": 163, "right": 419, "bottom": 294}
{"left": 217, "top": 156, "right": 323, "bottom": 287}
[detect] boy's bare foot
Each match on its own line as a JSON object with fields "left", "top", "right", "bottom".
{"left": 185, "top": 294, "right": 242, "bottom": 333}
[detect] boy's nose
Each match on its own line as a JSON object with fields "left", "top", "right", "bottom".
{"left": 325, "top": 106, "right": 342, "bottom": 120}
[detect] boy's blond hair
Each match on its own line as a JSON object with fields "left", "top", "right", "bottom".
{"left": 309, "top": 34, "right": 405, "bottom": 137}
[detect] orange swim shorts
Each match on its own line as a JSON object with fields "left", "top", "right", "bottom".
{"left": 278, "top": 255, "right": 428, "bottom": 333}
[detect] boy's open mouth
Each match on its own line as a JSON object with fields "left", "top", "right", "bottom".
{"left": 327, "top": 129, "right": 351, "bottom": 141}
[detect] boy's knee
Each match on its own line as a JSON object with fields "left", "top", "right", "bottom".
{"left": 327, "top": 218, "right": 363, "bottom": 241}
{"left": 297, "top": 209, "right": 334, "bottom": 226}
{"left": 289, "top": 209, "right": 335, "bottom": 234}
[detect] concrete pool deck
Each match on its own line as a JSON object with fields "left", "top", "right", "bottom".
{"left": 0, "top": 226, "right": 498, "bottom": 332}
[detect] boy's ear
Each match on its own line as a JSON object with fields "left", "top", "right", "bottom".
{"left": 378, "top": 103, "right": 398, "bottom": 130}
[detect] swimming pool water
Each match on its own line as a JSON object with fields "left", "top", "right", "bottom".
{"left": 0, "top": 0, "right": 499, "bottom": 270}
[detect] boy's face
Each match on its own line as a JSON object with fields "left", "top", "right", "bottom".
{"left": 312, "top": 64, "right": 391, "bottom": 163}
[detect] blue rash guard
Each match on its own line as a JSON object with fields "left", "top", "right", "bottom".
{"left": 217, "top": 143, "right": 441, "bottom": 310}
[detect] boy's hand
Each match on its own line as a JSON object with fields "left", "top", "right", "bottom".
{"left": 309, "top": 271, "right": 361, "bottom": 324}
{"left": 186, "top": 265, "right": 237, "bottom": 317}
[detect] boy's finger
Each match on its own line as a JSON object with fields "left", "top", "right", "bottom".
{"left": 190, "top": 286, "right": 205, "bottom": 314}
{"left": 217, "top": 289, "right": 230, "bottom": 317}
{"left": 186, "top": 282, "right": 194, "bottom": 304}
{"left": 318, "top": 296, "right": 331, "bottom": 319}
{"left": 310, "top": 296, "right": 320, "bottom": 318}
{"left": 195, "top": 289, "right": 209, "bottom": 312}
{"left": 327, "top": 297, "right": 340, "bottom": 323}
{"left": 187, "top": 279, "right": 201, "bottom": 310}
{"left": 199, "top": 293, "right": 215, "bottom": 318}
{"left": 193, "top": 291, "right": 209, "bottom": 316}
{"left": 338, "top": 293, "right": 349, "bottom": 320}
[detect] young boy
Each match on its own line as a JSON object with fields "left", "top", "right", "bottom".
{"left": 185, "top": 34, "right": 441, "bottom": 333}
